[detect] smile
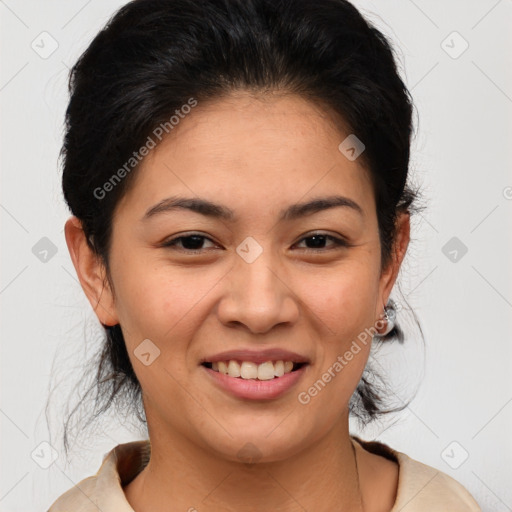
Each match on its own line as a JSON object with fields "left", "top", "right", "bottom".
{"left": 201, "top": 360, "right": 306, "bottom": 380}
{"left": 201, "top": 360, "right": 309, "bottom": 400}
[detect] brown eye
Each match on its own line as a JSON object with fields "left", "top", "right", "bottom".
{"left": 161, "top": 234, "right": 218, "bottom": 253}
{"left": 294, "top": 233, "right": 350, "bottom": 251}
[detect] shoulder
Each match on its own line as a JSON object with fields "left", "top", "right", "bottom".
{"left": 46, "top": 440, "right": 150, "bottom": 512}
{"left": 392, "top": 451, "right": 481, "bottom": 512}
{"left": 351, "top": 435, "right": 481, "bottom": 512}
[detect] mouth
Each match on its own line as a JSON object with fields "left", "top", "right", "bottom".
{"left": 200, "top": 360, "right": 309, "bottom": 400}
{"left": 201, "top": 360, "right": 308, "bottom": 380}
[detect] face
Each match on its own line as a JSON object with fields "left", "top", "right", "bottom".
{"left": 67, "top": 91, "right": 409, "bottom": 463}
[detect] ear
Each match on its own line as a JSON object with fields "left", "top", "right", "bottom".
{"left": 64, "top": 216, "right": 119, "bottom": 326}
{"left": 375, "top": 211, "right": 410, "bottom": 319}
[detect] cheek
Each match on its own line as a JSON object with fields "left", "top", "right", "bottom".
{"left": 298, "top": 261, "right": 378, "bottom": 338}
{"left": 111, "top": 258, "right": 199, "bottom": 338}
{"left": 295, "top": 267, "right": 377, "bottom": 420}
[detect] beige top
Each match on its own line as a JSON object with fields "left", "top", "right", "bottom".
{"left": 47, "top": 435, "right": 481, "bottom": 511}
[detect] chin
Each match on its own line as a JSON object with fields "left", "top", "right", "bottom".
{"left": 201, "top": 422, "right": 309, "bottom": 464}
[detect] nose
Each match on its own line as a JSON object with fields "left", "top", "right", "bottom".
{"left": 217, "top": 253, "right": 300, "bottom": 334}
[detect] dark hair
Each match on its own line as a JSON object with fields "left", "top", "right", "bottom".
{"left": 56, "top": 0, "right": 425, "bottom": 455}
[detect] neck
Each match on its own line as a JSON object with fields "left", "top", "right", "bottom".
{"left": 124, "top": 413, "right": 364, "bottom": 512}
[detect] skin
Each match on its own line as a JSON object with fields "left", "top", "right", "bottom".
{"left": 65, "top": 91, "right": 409, "bottom": 512}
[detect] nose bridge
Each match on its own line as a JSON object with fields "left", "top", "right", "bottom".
{"left": 218, "top": 242, "right": 299, "bottom": 333}
{"left": 240, "top": 253, "right": 280, "bottom": 303}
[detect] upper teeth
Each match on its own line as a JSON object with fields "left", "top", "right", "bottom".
{"left": 212, "top": 360, "right": 295, "bottom": 380}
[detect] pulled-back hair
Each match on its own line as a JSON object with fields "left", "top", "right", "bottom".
{"left": 57, "top": 0, "right": 424, "bottom": 455}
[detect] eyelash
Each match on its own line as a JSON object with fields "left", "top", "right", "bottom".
{"left": 161, "top": 232, "right": 351, "bottom": 254}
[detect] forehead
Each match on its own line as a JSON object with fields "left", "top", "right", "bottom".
{"left": 118, "top": 92, "right": 375, "bottom": 221}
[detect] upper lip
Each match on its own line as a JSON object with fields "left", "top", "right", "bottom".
{"left": 200, "top": 348, "right": 310, "bottom": 365}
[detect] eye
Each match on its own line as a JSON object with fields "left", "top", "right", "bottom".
{"left": 161, "top": 231, "right": 351, "bottom": 255}
{"left": 161, "top": 233, "right": 219, "bottom": 253}
{"left": 293, "top": 233, "right": 351, "bottom": 251}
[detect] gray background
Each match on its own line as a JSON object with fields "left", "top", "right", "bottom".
{"left": 1, "top": 0, "right": 511, "bottom": 510}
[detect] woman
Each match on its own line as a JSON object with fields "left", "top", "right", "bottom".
{"left": 48, "top": 0, "right": 481, "bottom": 510}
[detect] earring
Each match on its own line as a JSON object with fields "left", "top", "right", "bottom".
{"left": 376, "top": 299, "right": 396, "bottom": 337}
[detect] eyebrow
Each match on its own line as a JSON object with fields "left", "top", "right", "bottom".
{"left": 141, "top": 195, "right": 364, "bottom": 223}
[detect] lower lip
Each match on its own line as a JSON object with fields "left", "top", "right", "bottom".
{"left": 201, "top": 364, "right": 308, "bottom": 400}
